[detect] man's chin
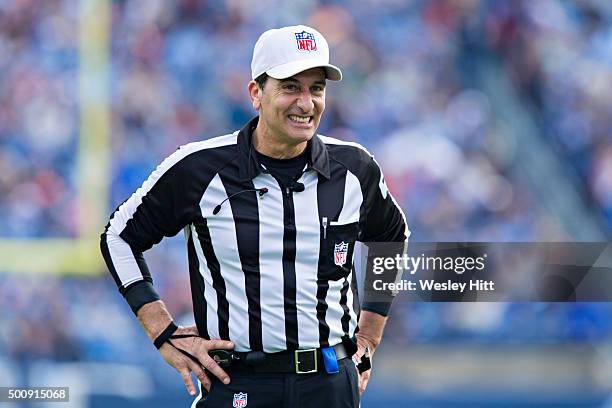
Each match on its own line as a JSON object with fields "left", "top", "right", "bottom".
{"left": 286, "top": 127, "right": 316, "bottom": 143}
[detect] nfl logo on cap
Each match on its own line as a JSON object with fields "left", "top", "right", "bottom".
{"left": 233, "top": 392, "right": 247, "bottom": 407}
{"left": 295, "top": 30, "right": 317, "bottom": 51}
{"left": 334, "top": 242, "right": 349, "bottom": 266}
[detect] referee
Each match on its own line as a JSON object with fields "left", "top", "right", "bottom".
{"left": 101, "top": 25, "right": 409, "bottom": 408}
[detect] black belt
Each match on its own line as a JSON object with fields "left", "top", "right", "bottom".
{"left": 210, "top": 343, "right": 349, "bottom": 374}
{"left": 153, "top": 323, "right": 364, "bottom": 375}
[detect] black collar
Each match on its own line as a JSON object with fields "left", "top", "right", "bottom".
{"left": 237, "top": 116, "right": 331, "bottom": 182}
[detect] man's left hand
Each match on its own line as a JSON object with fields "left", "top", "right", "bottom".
{"left": 352, "top": 334, "right": 375, "bottom": 394}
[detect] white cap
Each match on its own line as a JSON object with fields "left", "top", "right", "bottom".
{"left": 251, "top": 25, "right": 342, "bottom": 81}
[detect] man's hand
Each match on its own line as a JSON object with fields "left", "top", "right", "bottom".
{"left": 353, "top": 310, "right": 387, "bottom": 395}
{"left": 352, "top": 332, "right": 376, "bottom": 394}
{"left": 159, "top": 325, "right": 234, "bottom": 395}
{"left": 136, "top": 301, "right": 234, "bottom": 395}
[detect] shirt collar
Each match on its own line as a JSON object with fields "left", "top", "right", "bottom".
{"left": 237, "top": 116, "right": 331, "bottom": 182}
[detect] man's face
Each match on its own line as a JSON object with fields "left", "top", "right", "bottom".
{"left": 255, "top": 68, "right": 326, "bottom": 145}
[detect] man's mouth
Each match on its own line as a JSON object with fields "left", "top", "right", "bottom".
{"left": 288, "top": 114, "right": 312, "bottom": 124}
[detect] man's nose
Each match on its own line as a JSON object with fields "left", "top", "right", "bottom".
{"left": 296, "top": 91, "right": 314, "bottom": 113}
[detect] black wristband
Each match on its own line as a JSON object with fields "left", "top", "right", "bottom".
{"left": 357, "top": 349, "right": 372, "bottom": 374}
{"left": 154, "top": 321, "right": 178, "bottom": 349}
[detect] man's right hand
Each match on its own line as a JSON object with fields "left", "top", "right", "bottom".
{"left": 136, "top": 301, "right": 235, "bottom": 396}
{"left": 159, "top": 325, "right": 235, "bottom": 395}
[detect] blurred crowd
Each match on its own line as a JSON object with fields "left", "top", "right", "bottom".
{"left": 1, "top": 0, "right": 611, "bottom": 375}
{"left": 485, "top": 0, "right": 612, "bottom": 224}
{"left": 0, "top": 0, "right": 79, "bottom": 237}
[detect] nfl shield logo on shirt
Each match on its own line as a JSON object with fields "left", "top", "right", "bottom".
{"left": 334, "top": 242, "right": 349, "bottom": 266}
{"left": 295, "top": 31, "right": 317, "bottom": 51}
{"left": 233, "top": 392, "right": 247, "bottom": 407}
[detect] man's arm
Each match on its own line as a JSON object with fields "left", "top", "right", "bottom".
{"left": 101, "top": 146, "right": 198, "bottom": 309}
{"left": 356, "top": 155, "right": 410, "bottom": 394}
{"left": 359, "top": 157, "right": 409, "bottom": 317}
{"left": 100, "top": 145, "right": 233, "bottom": 394}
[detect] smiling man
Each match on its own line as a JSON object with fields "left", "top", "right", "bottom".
{"left": 101, "top": 25, "right": 409, "bottom": 408}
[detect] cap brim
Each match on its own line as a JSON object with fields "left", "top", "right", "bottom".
{"left": 266, "top": 59, "right": 342, "bottom": 81}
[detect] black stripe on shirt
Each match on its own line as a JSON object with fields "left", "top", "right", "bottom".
{"left": 315, "top": 165, "right": 348, "bottom": 347}
{"left": 219, "top": 168, "right": 264, "bottom": 351}
{"left": 339, "top": 277, "right": 351, "bottom": 336}
{"left": 281, "top": 184, "right": 299, "bottom": 350}
{"left": 194, "top": 215, "right": 230, "bottom": 340}
{"left": 187, "top": 227, "right": 209, "bottom": 339}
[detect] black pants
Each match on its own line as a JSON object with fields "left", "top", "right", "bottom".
{"left": 194, "top": 358, "right": 359, "bottom": 408}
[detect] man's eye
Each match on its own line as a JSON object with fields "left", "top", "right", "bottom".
{"left": 312, "top": 86, "right": 324, "bottom": 92}
{"left": 284, "top": 84, "right": 299, "bottom": 91}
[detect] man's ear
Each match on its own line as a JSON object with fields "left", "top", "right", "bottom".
{"left": 247, "top": 80, "right": 262, "bottom": 111}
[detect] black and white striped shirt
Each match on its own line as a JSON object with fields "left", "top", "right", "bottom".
{"left": 101, "top": 117, "right": 409, "bottom": 353}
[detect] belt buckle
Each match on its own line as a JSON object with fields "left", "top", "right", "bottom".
{"left": 295, "top": 349, "right": 317, "bottom": 374}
